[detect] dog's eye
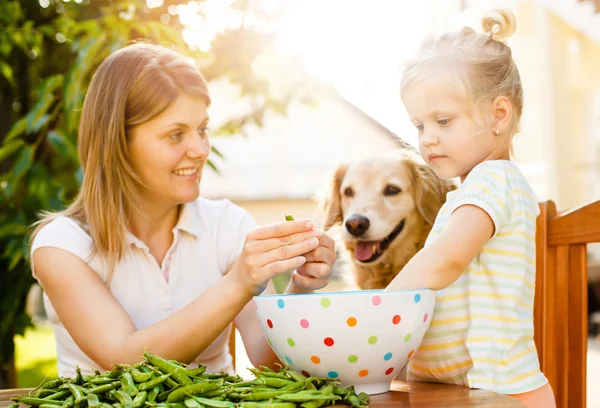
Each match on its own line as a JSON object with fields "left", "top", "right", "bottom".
{"left": 343, "top": 187, "right": 354, "bottom": 197}
{"left": 383, "top": 185, "right": 402, "bottom": 196}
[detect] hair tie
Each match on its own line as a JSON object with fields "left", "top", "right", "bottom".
{"left": 489, "top": 23, "right": 501, "bottom": 40}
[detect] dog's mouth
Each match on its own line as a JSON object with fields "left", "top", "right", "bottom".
{"left": 354, "top": 219, "right": 406, "bottom": 263}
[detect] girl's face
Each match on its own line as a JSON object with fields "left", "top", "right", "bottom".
{"left": 128, "top": 93, "right": 210, "bottom": 207}
{"left": 402, "top": 77, "right": 503, "bottom": 182}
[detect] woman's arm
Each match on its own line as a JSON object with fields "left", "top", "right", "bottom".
{"left": 235, "top": 230, "right": 336, "bottom": 369}
{"left": 386, "top": 204, "right": 495, "bottom": 291}
{"left": 34, "top": 219, "right": 319, "bottom": 370}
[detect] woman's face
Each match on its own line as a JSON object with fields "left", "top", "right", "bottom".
{"left": 128, "top": 93, "right": 210, "bottom": 207}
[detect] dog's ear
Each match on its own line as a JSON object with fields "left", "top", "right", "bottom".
{"left": 406, "top": 154, "right": 457, "bottom": 226}
{"left": 321, "top": 163, "right": 349, "bottom": 230}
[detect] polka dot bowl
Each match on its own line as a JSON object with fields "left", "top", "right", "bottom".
{"left": 253, "top": 289, "right": 435, "bottom": 395}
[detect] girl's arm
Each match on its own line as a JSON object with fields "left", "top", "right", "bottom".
{"left": 33, "top": 219, "right": 319, "bottom": 370}
{"left": 235, "top": 231, "right": 336, "bottom": 369}
{"left": 386, "top": 204, "right": 495, "bottom": 291}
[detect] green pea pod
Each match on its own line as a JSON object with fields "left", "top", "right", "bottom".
{"left": 252, "top": 377, "right": 295, "bottom": 388}
{"left": 107, "top": 367, "right": 123, "bottom": 379}
{"left": 87, "top": 393, "right": 100, "bottom": 408}
{"left": 222, "top": 375, "right": 242, "bottom": 383}
{"left": 166, "top": 382, "right": 221, "bottom": 402}
{"left": 300, "top": 383, "right": 335, "bottom": 408}
{"left": 112, "top": 390, "right": 133, "bottom": 408}
{"left": 8, "top": 404, "right": 19, "bottom": 408}
{"left": 41, "top": 404, "right": 63, "bottom": 408}
{"left": 90, "top": 377, "right": 116, "bottom": 385}
{"left": 345, "top": 393, "right": 369, "bottom": 408}
{"left": 89, "top": 382, "right": 120, "bottom": 395}
{"left": 200, "top": 372, "right": 228, "bottom": 380}
{"left": 121, "top": 372, "right": 139, "bottom": 397}
{"left": 276, "top": 390, "right": 342, "bottom": 402}
{"left": 98, "top": 404, "right": 114, "bottom": 408}
{"left": 144, "top": 353, "right": 192, "bottom": 385}
{"left": 131, "top": 369, "right": 154, "bottom": 383}
{"left": 62, "top": 395, "right": 75, "bottom": 408}
{"left": 185, "top": 367, "right": 206, "bottom": 377}
{"left": 242, "top": 380, "right": 306, "bottom": 401}
{"left": 183, "top": 399, "right": 202, "bottom": 408}
{"left": 284, "top": 214, "right": 294, "bottom": 221}
{"left": 147, "top": 386, "right": 160, "bottom": 403}
{"left": 66, "top": 383, "right": 85, "bottom": 404}
{"left": 187, "top": 396, "right": 236, "bottom": 408}
{"left": 332, "top": 384, "right": 350, "bottom": 397}
{"left": 239, "top": 403, "right": 296, "bottom": 408}
{"left": 138, "top": 374, "right": 172, "bottom": 391}
{"left": 12, "top": 397, "right": 63, "bottom": 406}
{"left": 157, "top": 386, "right": 181, "bottom": 402}
{"left": 132, "top": 391, "right": 147, "bottom": 408}
{"left": 45, "top": 390, "right": 71, "bottom": 400}
{"left": 248, "top": 369, "right": 290, "bottom": 380}
{"left": 35, "top": 389, "right": 59, "bottom": 398}
{"left": 74, "top": 367, "right": 84, "bottom": 386}
{"left": 164, "top": 376, "right": 180, "bottom": 389}
{"left": 43, "top": 378, "right": 66, "bottom": 389}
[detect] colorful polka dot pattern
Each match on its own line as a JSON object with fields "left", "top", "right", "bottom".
{"left": 259, "top": 291, "right": 432, "bottom": 384}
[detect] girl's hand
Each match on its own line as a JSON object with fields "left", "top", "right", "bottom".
{"left": 292, "top": 231, "right": 336, "bottom": 290}
{"left": 230, "top": 219, "right": 321, "bottom": 296}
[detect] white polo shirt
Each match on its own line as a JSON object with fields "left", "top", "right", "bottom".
{"left": 31, "top": 198, "right": 257, "bottom": 378}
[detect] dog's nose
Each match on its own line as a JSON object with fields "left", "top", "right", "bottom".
{"left": 345, "top": 214, "right": 370, "bottom": 237}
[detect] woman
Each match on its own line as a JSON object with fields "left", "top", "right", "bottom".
{"left": 30, "top": 43, "right": 335, "bottom": 377}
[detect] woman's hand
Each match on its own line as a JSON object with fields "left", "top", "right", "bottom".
{"left": 291, "top": 231, "right": 336, "bottom": 291}
{"left": 230, "top": 219, "right": 321, "bottom": 296}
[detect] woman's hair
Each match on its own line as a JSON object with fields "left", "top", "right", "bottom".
{"left": 30, "top": 42, "right": 211, "bottom": 283}
{"left": 400, "top": 8, "right": 522, "bottom": 137}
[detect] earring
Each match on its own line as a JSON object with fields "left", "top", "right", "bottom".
{"left": 493, "top": 128, "right": 499, "bottom": 135}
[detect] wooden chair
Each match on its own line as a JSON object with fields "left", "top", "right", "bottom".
{"left": 535, "top": 199, "right": 600, "bottom": 408}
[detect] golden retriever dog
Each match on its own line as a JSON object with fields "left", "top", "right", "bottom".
{"left": 322, "top": 149, "right": 456, "bottom": 289}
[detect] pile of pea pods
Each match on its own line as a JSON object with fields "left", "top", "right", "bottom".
{"left": 10, "top": 352, "right": 370, "bottom": 408}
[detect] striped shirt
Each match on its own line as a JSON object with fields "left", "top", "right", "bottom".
{"left": 407, "top": 160, "right": 548, "bottom": 394}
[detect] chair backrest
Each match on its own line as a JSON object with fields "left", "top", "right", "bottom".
{"left": 535, "top": 200, "right": 600, "bottom": 408}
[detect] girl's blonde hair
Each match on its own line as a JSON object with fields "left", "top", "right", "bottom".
{"left": 400, "top": 8, "right": 522, "bottom": 137}
{"left": 30, "top": 43, "right": 210, "bottom": 283}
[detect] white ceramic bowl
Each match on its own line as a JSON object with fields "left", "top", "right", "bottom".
{"left": 253, "top": 289, "right": 435, "bottom": 395}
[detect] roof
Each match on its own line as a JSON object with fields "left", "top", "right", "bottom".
{"left": 201, "top": 82, "right": 407, "bottom": 201}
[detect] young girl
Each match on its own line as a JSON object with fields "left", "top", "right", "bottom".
{"left": 385, "top": 9, "right": 556, "bottom": 408}
{"left": 30, "top": 43, "right": 335, "bottom": 377}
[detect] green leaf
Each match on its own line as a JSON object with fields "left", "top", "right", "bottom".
{"left": 8, "top": 251, "right": 23, "bottom": 272}
{"left": 47, "top": 130, "right": 77, "bottom": 159}
{"left": 211, "top": 145, "right": 225, "bottom": 160}
{"left": 5, "top": 117, "right": 27, "bottom": 142}
{"left": 0, "top": 61, "right": 14, "bottom": 87}
{"left": 25, "top": 75, "right": 63, "bottom": 132}
{"left": 0, "top": 140, "right": 24, "bottom": 161}
{"left": 0, "top": 223, "right": 26, "bottom": 239}
{"left": 63, "top": 32, "right": 107, "bottom": 135}
{"left": 206, "top": 159, "right": 221, "bottom": 175}
{"left": 11, "top": 145, "right": 34, "bottom": 181}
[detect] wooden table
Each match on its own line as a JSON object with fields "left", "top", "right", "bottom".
{"left": 0, "top": 381, "right": 524, "bottom": 407}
